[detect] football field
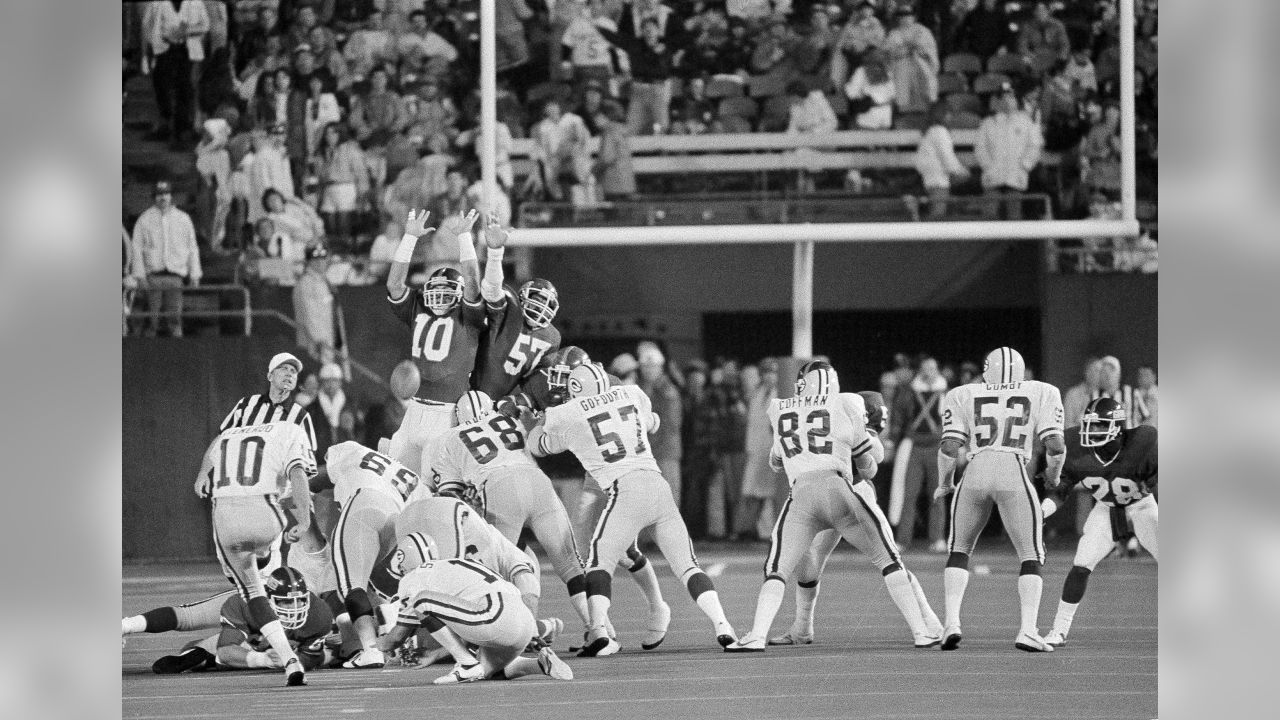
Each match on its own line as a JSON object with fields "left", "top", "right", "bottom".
{"left": 123, "top": 545, "right": 1157, "bottom": 720}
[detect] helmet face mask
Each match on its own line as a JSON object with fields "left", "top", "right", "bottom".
{"left": 519, "top": 279, "right": 559, "bottom": 329}
{"left": 544, "top": 346, "right": 588, "bottom": 393}
{"left": 422, "top": 268, "right": 464, "bottom": 316}
{"left": 1080, "top": 398, "right": 1125, "bottom": 447}
{"left": 265, "top": 567, "right": 310, "bottom": 630}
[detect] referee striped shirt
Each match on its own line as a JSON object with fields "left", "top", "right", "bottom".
{"left": 220, "top": 394, "right": 318, "bottom": 451}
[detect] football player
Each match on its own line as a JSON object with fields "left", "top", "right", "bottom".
{"left": 312, "top": 440, "right": 424, "bottom": 669}
{"left": 469, "top": 214, "right": 562, "bottom": 399}
{"left": 767, "top": 389, "right": 941, "bottom": 646}
{"left": 377, "top": 537, "right": 574, "bottom": 684}
{"left": 528, "top": 364, "right": 736, "bottom": 657}
{"left": 498, "top": 347, "right": 672, "bottom": 651}
{"left": 1041, "top": 398, "right": 1158, "bottom": 646}
{"left": 428, "top": 390, "right": 590, "bottom": 630}
{"left": 726, "top": 364, "right": 941, "bottom": 652}
{"left": 385, "top": 208, "right": 486, "bottom": 475}
{"left": 151, "top": 567, "right": 333, "bottom": 675}
{"left": 194, "top": 420, "right": 316, "bottom": 685}
{"left": 935, "top": 347, "right": 1066, "bottom": 653}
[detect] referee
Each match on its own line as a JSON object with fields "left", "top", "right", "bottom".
{"left": 220, "top": 352, "right": 317, "bottom": 452}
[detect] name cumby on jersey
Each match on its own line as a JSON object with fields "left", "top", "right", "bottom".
{"left": 941, "top": 381, "right": 1064, "bottom": 460}
{"left": 430, "top": 412, "right": 537, "bottom": 488}
{"left": 473, "top": 288, "right": 561, "bottom": 398}
{"left": 208, "top": 422, "right": 316, "bottom": 498}
{"left": 395, "top": 558, "right": 520, "bottom": 625}
{"left": 1062, "top": 425, "right": 1158, "bottom": 507}
{"left": 325, "top": 441, "right": 423, "bottom": 510}
{"left": 767, "top": 393, "right": 874, "bottom": 482}
{"left": 389, "top": 289, "right": 486, "bottom": 404}
{"left": 538, "top": 384, "right": 660, "bottom": 489}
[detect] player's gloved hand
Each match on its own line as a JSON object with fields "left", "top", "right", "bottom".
{"left": 1041, "top": 497, "right": 1059, "bottom": 519}
{"left": 404, "top": 208, "right": 433, "bottom": 237}
{"left": 495, "top": 395, "right": 522, "bottom": 419}
{"left": 1044, "top": 475, "right": 1062, "bottom": 491}
{"left": 934, "top": 483, "right": 955, "bottom": 501}
{"left": 285, "top": 519, "right": 309, "bottom": 544}
{"left": 194, "top": 470, "right": 211, "bottom": 498}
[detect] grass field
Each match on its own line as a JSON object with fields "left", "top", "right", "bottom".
{"left": 123, "top": 544, "right": 1156, "bottom": 720}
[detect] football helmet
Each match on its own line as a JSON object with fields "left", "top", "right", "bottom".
{"left": 544, "top": 346, "right": 590, "bottom": 393}
{"left": 568, "top": 362, "right": 610, "bottom": 399}
{"left": 1080, "top": 397, "right": 1126, "bottom": 447}
{"left": 519, "top": 279, "right": 559, "bottom": 329}
{"left": 982, "top": 347, "right": 1026, "bottom": 384}
{"left": 391, "top": 532, "right": 438, "bottom": 578}
{"left": 422, "top": 267, "right": 464, "bottom": 316}
{"left": 455, "top": 390, "right": 494, "bottom": 424}
{"left": 796, "top": 360, "right": 839, "bottom": 396}
{"left": 265, "top": 566, "right": 310, "bottom": 630}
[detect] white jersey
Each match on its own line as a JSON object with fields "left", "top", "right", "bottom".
{"left": 767, "top": 393, "right": 873, "bottom": 483}
{"left": 467, "top": 521, "right": 536, "bottom": 582}
{"left": 427, "top": 413, "right": 538, "bottom": 490}
{"left": 208, "top": 422, "right": 315, "bottom": 499}
{"left": 395, "top": 558, "right": 520, "bottom": 625}
{"left": 536, "top": 384, "right": 660, "bottom": 489}
{"left": 325, "top": 441, "right": 421, "bottom": 510}
{"left": 941, "top": 380, "right": 1065, "bottom": 460}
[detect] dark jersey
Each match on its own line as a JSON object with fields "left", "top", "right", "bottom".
{"left": 389, "top": 289, "right": 487, "bottom": 403}
{"left": 217, "top": 592, "right": 333, "bottom": 668}
{"left": 858, "top": 391, "right": 888, "bottom": 435}
{"left": 471, "top": 288, "right": 561, "bottom": 398}
{"left": 1059, "top": 425, "right": 1157, "bottom": 508}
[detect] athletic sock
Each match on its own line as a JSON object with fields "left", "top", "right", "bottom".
{"left": 569, "top": 592, "right": 590, "bottom": 627}
{"left": 795, "top": 581, "right": 819, "bottom": 634}
{"left": 943, "top": 567, "right": 970, "bottom": 629}
{"left": 908, "top": 572, "right": 942, "bottom": 630}
{"left": 749, "top": 578, "right": 785, "bottom": 639}
{"left": 258, "top": 619, "right": 299, "bottom": 667}
{"left": 587, "top": 594, "right": 612, "bottom": 633}
{"left": 502, "top": 656, "right": 542, "bottom": 680}
{"left": 884, "top": 570, "right": 928, "bottom": 637}
{"left": 1017, "top": 574, "right": 1044, "bottom": 636}
{"left": 630, "top": 559, "right": 665, "bottom": 610}
{"left": 122, "top": 615, "right": 148, "bottom": 635}
{"left": 1053, "top": 600, "right": 1079, "bottom": 637}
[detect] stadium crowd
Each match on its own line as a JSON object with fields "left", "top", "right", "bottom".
{"left": 124, "top": 0, "right": 1157, "bottom": 261}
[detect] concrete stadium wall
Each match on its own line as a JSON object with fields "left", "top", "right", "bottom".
{"left": 1040, "top": 272, "right": 1158, "bottom": 388}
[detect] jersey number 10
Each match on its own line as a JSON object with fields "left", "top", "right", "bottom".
{"left": 412, "top": 316, "right": 455, "bottom": 361}
{"left": 217, "top": 436, "right": 266, "bottom": 487}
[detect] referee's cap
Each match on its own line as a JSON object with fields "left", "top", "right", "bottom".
{"left": 269, "top": 353, "right": 303, "bottom": 374}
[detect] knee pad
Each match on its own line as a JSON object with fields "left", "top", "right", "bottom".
{"left": 686, "top": 571, "right": 715, "bottom": 601}
{"left": 566, "top": 573, "right": 587, "bottom": 596}
{"left": 344, "top": 587, "right": 375, "bottom": 621}
{"left": 1019, "top": 560, "right": 1041, "bottom": 576}
{"left": 946, "top": 552, "right": 970, "bottom": 570}
{"left": 321, "top": 589, "right": 345, "bottom": 619}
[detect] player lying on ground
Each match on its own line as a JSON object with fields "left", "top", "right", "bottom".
{"left": 726, "top": 362, "right": 943, "bottom": 652}
{"left": 377, "top": 535, "right": 573, "bottom": 684}
{"left": 935, "top": 346, "right": 1065, "bottom": 653}
{"left": 151, "top": 567, "right": 334, "bottom": 676}
{"left": 765, "top": 388, "right": 942, "bottom": 647}
{"left": 1040, "top": 397, "right": 1158, "bottom": 647}
{"left": 499, "top": 346, "right": 672, "bottom": 651}
{"left": 529, "top": 363, "right": 736, "bottom": 657}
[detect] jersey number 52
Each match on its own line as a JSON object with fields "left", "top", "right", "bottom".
{"left": 973, "top": 396, "right": 1031, "bottom": 449}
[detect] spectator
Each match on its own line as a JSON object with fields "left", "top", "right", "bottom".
{"left": 794, "top": 5, "right": 839, "bottom": 85}
{"left": 236, "top": 219, "right": 274, "bottom": 285}
{"left": 786, "top": 80, "right": 838, "bottom": 134}
{"left": 232, "top": 3, "right": 280, "bottom": 75}
{"left": 263, "top": 187, "right": 326, "bottom": 254}
{"left": 680, "top": 361, "right": 717, "bottom": 540}
{"left": 382, "top": 137, "right": 453, "bottom": 234}
{"left": 602, "top": 15, "right": 682, "bottom": 136}
{"left": 315, "top": 123, "right": 370, "bottom": 252}
{"left": 143, "top": 0, "right": 211, "bottom": 146}
{"left": 609, "top": 352, "right": 640, "bottom": 384}
{"left": 975, "top": 82, "right": 1043, "bottom": 219}
{"left": 576, "top": 82, "right": 607, "bottom": 137}
{"left": 495, "top": 0, "right": 535, "bottom": 72}
{"left": 312, "top": 362, "right": 358, "bottom": 460}
{"left": 457, "top": 119, "right": 516, "bottom": 191}
{"left": 342, "top": 9, "right": 397, "bottom": 81}
{"left": 751, "top": 17, "right": 797, "bottom": 78}
{"left": 285, "top": 4, "right": 331, "bottom": 52}
{"left": 292, "top": 244, "right": 336, "bottom": 362}
{"left": 303, "top": 74, "right": 343, "bottom": 161}
{"left": 1017, "top": 1, "right": 1071, "bottom": 65}
{"left": 431, "top": 167, "right": 475, "bottom": 224}
{"left": 1062, "top": 356, "right": 1102, "bottom": 428}
{"left": 195, "top": 118, "right": 233, "bottom": 251}
{"left": 561, "top": 0, "right": 618, "bottom": 86}
{"left": 1038, "top": 59, "right": 1087, "bottom": 153}
{"left": 1135, "top": 365, "right": 1158, "bottom": 428}
{"left": 1079, "top": 101, "right": 1122, "bottom": 199}
{"left": 129, "top": 181, "right": 203, "bottom": 338}
{"left": 331, "top": 0, "right": 378, "bottom": 35}
{"left": 670, "top": 77, "right": 716, "bottom": 135}
{"left": 683, "top": 2, "right": 736, "bottom": 77}
{"left": 593, "top": 100, "right": 637, "bottom": 201}
{"left": 397, "top": 9, "right": 459, "bottom": 73}
{"left": 244, "top": 125, "right": 297, "bottom": 225}
{"left": 403, "top": 76, "right": 460, "bottom": 146}
{"left": 306, "top": 24, "right": 352, "bottom": 91}
{"left": 833, "top": 1, "right": 886, "bottom": 87}
{"left": 637, "top": 342, "right": 683, "bottom": 504}
{"left": 844, "top": 50, "right": 895, "bottom": 129}
{"left": 367, "top": 218, "right": 402, "bottom": 268}
{"left": 956, "top": 0, "right": 1011, "bottom": 60}
{"left": 709, "top": 359, "right": 748, "bottom": 540}
{"left": 349, "top": 67, "right": 402, "bottom": 147}
{"left": 727, "top": 0, "right": 789, "bottom": 23}
{"left": 734, "top": 357, "right": 783, "bottom": 541}
{"left": 889, "top": 356, "right": 948, "bottom": 552}
{"left": 1064, "top": 48, "right": 1097, "bottom": 94}
{"left": 526, "top": 100, "right": 592, "bottom": 201}
{"left": 238, "top": 34, "right": 291, "bottom": 108}
{"left": 914, "top": 100, "right": 970, "bottom": 219}
{"left": 883, "top": 4, "right": 939, "bottom": 115}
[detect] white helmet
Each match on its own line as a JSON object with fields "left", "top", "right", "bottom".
{"left": 796, "top": 360, "right": 839, "bottom": 396}
{"left": 390, "top": 532, "right": 438, "bottom": 578}
{"left": 982, "top": 347, "right": 1026, "bottom": 384}
{"left": 455, "top": 390, "right": 494, "bottom": 424}
{"left": 568, "top": 363, "right": 610, "bottom": 398}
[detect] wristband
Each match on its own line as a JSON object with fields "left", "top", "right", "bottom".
{"left": 394, "top": 233, "right": 418, "bottom": 264}
{"left": 457, "top": 232, "right": 477, "bottom": 262}
{"left": 486, "top": 247, "right": 505, "bottom": 264}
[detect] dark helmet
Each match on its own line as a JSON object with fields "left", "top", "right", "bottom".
{"left": 518, "top": 278, "right": 559, "bottom": 329}
{"left": 1080, "top": 397, "right": 1126, "bottom": 447}
{"left": 543, "top": 346, "right": 590, "bottom": 392}
{"left": 422, "top": 267, "right": 464, "bottom": 316}
{"left": 264, "top": 566, "right": 310, "bottom": 630}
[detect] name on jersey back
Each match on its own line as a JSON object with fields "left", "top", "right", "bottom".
{"left": 576, "top": 388, "right": 627, "bottom": 412}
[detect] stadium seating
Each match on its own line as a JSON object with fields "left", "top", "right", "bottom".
{"left": 942, "top": 52, "right": 983, "bottom": 76}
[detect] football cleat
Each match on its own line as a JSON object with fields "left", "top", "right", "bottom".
{"left": 577, "top": 627, "right": 620, "bottom": 658}
{"left": 715, "top": 620, "right": 738, "bottom": 648}
{"left": 724, "top": 634, "right": 765, "bottom": 653}
{"left": 568, "top": 630, "right": 588, "bottom": 653}
{"left": 540, "top": 617, "right": 564, "bottom": 646}
{"left": 1043, "top": 630, "right": 1068, "bottom": 647}
{"left": 284, "top": 657, "right": 306, "bottom": 686}
{"left": 768, "top": 628, "right": 814, "bottom": 645}
{"left": 641, "top": 601, "right": 671, "bottom": 650}
{"left": 151, "top": 647, "right": 217, "bottom": 675}
{"left": 914, "top": 633, "right": 943, "bottom": 649}
{"left": 433, "top": 661, "right": 485, "bottom": 684}
{"left": 342, "top": 648, "right": 386, "bottom": 669}
{"left": 941, "top": 625, "right": 963, "bottom": 651}
{"left": 537, "top": 647, "right": 574, "bottom": 681}
{"left": 1014, "top": 632, "right": 1054, "bottom": 653}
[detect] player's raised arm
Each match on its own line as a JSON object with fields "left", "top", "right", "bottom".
{"left": 387, "top": 209, "right": 434, "bottom": 302}
{"left": 454, "top": 209, "right": 483, "bottom": 304}
{"left": 480, "top": 212, "right": 509, "bottom": 307}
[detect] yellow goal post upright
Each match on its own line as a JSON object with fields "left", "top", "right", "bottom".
{"left": 475, "top": 0, "right": 1141, "bottom": 358}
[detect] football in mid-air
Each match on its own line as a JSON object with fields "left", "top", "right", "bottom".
{"left": 390, "top": 360, "right": 421, "bottom": 400}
